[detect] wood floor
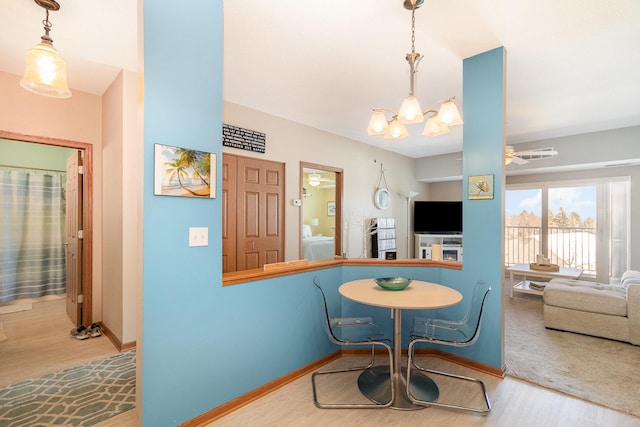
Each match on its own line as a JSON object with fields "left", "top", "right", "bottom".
{"left": 204, "top": 356, "right": 640, "bottom": 427}
{"left": 2, "top": 299, "right": 639, "bottom": 427}
{"left": 0, "top": 297, "right": 119, "bottom": 389}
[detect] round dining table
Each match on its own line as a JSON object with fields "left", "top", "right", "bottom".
{"left": 339, "top": 278, "right": 462, "bottom": 410}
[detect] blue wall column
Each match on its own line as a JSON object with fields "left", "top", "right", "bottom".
{"left": 142, "top": 1, "right": 223, "bottom": 425}
{"left": 458, "top": 47, "right": 507, "bottom": 369}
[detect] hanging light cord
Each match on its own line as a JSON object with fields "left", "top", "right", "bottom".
{"left": 410, "top": 7, "right": 416, "bottom": 54}
{"left": 41, "top": 8, "right": 54, "bottom": 43}
{"left": 406, "top": 6, "right": 422, "bottom": 97}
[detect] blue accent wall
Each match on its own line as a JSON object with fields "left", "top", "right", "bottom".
{"left": 142, "top": 1, "right": 224, "bottom": 425}
{"left": 459, "top": 47, "right": 507, "bottom": 368}
{"left": 141, "top": 2, "right": 506, "bottom": 421}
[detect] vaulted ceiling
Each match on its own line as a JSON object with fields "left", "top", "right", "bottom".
{"left": 2, "top": 1, "right": 639, "bottom": 158}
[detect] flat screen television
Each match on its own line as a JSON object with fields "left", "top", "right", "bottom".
{"left": 413, "top": 201, "right": 463, "bottom": 234}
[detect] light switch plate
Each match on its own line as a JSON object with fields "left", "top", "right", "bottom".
{"left": 189, "top": 227, "right": 208, "bottom": 247}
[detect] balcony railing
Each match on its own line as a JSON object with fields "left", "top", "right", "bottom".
{"left": 505, "top": 225, "right": 596, "bottom": 275}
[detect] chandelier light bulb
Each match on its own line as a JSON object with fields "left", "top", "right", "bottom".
{"left": 437, "top": 100, "right": 464, "bottom": 126}
{"left": 398, "top": 95, "right": 424, "bottom": 124}
{"left": 384, "top": 118, "right": 409, "bottom": 140}
{"left": 422, "top": 114, "right": 450, "bottom": 136}
{"left": 367, "top": 110, "right": 389, "bottom": 135}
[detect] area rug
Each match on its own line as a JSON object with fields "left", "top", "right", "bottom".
{"left": 0, "top": 350, "right": 135, "bottom": 426}
{"left": 505, "top": 295, "right": 640, "bottom": 417}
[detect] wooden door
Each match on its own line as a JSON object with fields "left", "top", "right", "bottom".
{"left": 230, "top": 155, "right": 285, "bottom": 271}
{"left": 222, "top": 155, "right": 237, "bottom": 273}
{"left": 65, "top": 151, "right": 83, "bottom": 326}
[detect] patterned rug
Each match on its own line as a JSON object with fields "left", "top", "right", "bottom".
{"left": 0, "top": 350, "right": 136, "bottom": 426}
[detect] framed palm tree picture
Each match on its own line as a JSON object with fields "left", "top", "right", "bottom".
{"left": 154, "top": 144, "right": 216, "bottom": 198}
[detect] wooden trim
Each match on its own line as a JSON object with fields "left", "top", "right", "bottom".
{"left": 180, "top": 352, "right": 341, "bottom": 427}
{"left": 0, "top": 130, "right": 92, "bottom": 150}
{"left": 222, "top": 258, "right": 462, "bottom": 286}
{"left": 181, "top": 347, "right": 503, "bottom": 426}
{"left": 98, "top": 322, "right": 136, "bottom": 352}
{"left": 81, "top": 144, "right": 93, "bottom": 327}
{"left": 0, "top": 130, "right": 93, "bottom": 326}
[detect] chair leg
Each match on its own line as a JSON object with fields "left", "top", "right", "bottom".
{"left": 405, "top": 341, "right": 491, "bottom": 414}
{"left": 312, "top": 344, "right": 394, "bottom": 409}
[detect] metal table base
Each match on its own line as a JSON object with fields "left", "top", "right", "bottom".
{"left": 358, "top": 365, "right": 437, "bottom": 410}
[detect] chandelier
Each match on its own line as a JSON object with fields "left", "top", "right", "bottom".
{"left": 367, "top": 0, "right": 462, "bottom": 140}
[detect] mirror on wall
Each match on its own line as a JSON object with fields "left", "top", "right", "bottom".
{"left": 300, "top": 162, "right": 343, "bottom": 261}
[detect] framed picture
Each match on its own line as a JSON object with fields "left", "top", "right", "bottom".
{"left": 468, "top": 174, "right": 494, "bottom": 200}
{"left": 154, "top": 144, "right": 216, "bottom": 198}
{"left": 327, "top": 201, "right": 336, "bottom": 216}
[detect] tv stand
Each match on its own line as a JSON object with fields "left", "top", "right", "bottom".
{"left": 415, "top": 234, "right": 463, "bottom": 262}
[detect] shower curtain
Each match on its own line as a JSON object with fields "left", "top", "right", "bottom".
{"left": 0, "top": 169, "right": 67, "bottom": 303}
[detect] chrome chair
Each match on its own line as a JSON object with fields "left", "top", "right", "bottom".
{"left": 406, "top": 280, "right": 492, "bottom": 414}
{"left": 311, "top": 277, "right": 394, "bottom": 408}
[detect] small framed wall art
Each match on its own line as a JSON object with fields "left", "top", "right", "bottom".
{"left": 327, "top": 201, "right": 336, "bottom": 216}
{"left": 154, "top": 144, "right": 216, "bottom": 198}
{"left": 468, "top": 174, "right": 494, "bottom": 200}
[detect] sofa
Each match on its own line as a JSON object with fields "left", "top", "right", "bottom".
{"left": 543, "top": 270, "right": 640, "bottom": 345}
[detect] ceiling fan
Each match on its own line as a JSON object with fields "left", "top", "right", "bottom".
{"left": 306, "top": 172, "right": 335, "bottom": 187}
{"left": 505, "top": 146, "right": 558, "bottom": 165}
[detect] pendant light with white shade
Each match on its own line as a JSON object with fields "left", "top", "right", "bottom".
{"left": 20, "top": 0, "right": 72, "bottom": 99}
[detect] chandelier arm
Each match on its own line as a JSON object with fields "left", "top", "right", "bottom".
{"left": 372, "top": 108, "right": 398, "bottom": 117}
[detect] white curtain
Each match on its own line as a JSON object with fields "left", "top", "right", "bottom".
{"left": 0, "top": 169, "right": 66, "bottom": 303}
{"left": 608, "top": 180, "right": 630, "bottom": 281}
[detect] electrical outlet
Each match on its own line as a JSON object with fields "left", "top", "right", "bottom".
{"left": 189, "top": 227, "right": 208, "bottom": 247}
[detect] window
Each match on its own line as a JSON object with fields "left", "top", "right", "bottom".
{"left": 505, "top": 177, "right": 629, "bottom": 282}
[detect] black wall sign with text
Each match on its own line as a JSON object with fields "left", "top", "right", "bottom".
{"left": 222, "top": 124, "right": 266, "bottom": 153}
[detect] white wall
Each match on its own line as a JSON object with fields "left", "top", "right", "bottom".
{"left": 417, "top": 126, "right": 640, "bottom": 182}
{"left": 0, "top": 69, "right": 137, "bottom": 345}
{"left": 102, "top": 70, "right": 139, "bottom": 345}
{"left": 0, "top": 70, "right": 105, "bottom": 321}
{"left": 223, "top": 101, "right": 430, "bottom": 259}
{"left": 425, "top": 126, "right": 640, "bottom": 269}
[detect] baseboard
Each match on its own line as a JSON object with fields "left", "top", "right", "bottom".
{"left": 0, "top": 303, "right": 33, "bottom": 315}
{"left": 181, "top": 348, "right": 503, "bottom": 426}
{"left": 97, "top": 322, "right": 136, "bottom": 352}
{"left": 181, "top": 352, "right": 341, "bottom": 427}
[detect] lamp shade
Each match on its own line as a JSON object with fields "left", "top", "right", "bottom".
{"left": 398, "top": 95, "right": 424, "bottom": 124}
{"left": 422, "top": 114, "right": 450, "bottom": 136}
{"left": 399, "top": 190, "right": 419, "bottom": 199}
{"left": 20, "top": 41, "right": 71, "bottom": 98}
{"left": 437, "top": 100, "right": 463, "bottom": 126}
{"left": 367, "top": 110, "right": 389, "bottom": 135}
{"left": 384, "top": 118, "right": 409, "bottom": 139}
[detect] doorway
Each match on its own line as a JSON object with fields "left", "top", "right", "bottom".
{"left": 0, "top": 130, "right": 93, "bottom": 327}
{"left": 300, "top": 162, "right": 343, "bottom": 260}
